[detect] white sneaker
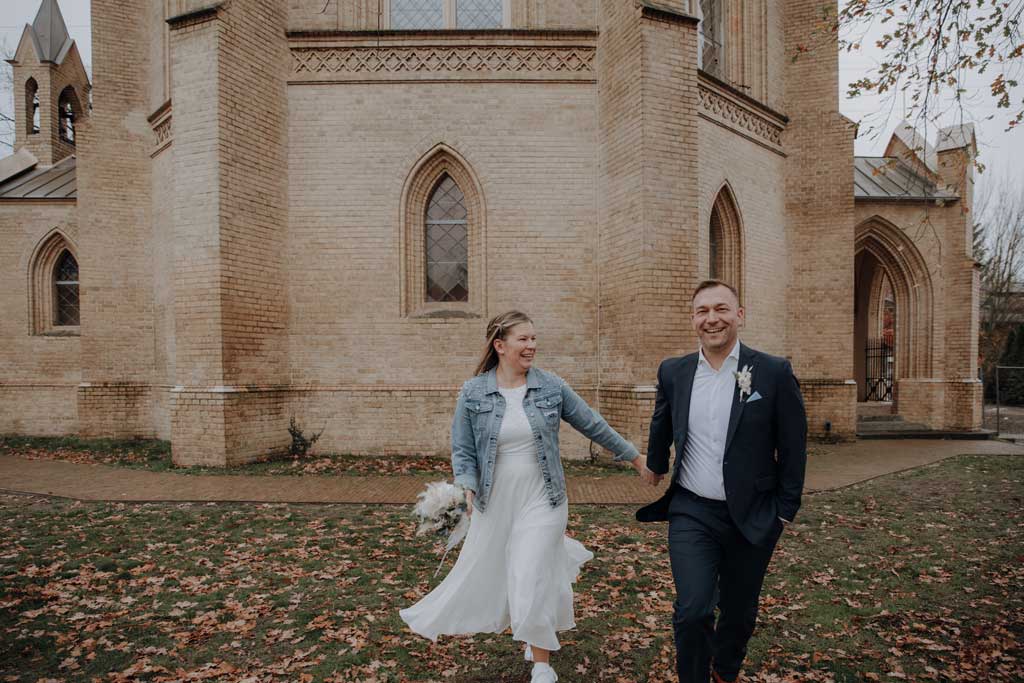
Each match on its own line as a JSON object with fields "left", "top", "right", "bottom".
{"left": 530, "top": 663, "right": 558, "bottom": 683}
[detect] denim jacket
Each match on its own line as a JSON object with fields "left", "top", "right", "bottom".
{"left": 451, "top": 366, "right": 639, "bottom": 512}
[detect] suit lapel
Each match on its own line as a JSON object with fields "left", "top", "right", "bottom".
{"left": 723, "top": 343, "right": 755, "bottom": 458}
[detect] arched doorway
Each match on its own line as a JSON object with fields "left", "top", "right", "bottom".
{"left": 854, "top": 218, "right": 934, "bottom": 410}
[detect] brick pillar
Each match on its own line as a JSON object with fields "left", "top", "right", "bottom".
{"left": 168, "top": 0, "right": 290, "bottom": 466}
{"left": 597, "top": 1, "right": 701, "bottom": 450}
{"left": 937, "top": 133, "right": 982, "bottom": 429}
{"left": 76, "top": 0, "right": 156, "bottom": 438}
{"left": 782, "top": 0, "right": 857, "bottom": 439}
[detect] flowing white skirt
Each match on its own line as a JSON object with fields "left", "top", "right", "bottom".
{"left": 400, "top": 455, "right": 593, "bottom": 651}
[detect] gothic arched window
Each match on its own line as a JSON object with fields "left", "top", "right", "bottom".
{"left": 708, "top": 185, "right": 744, "bottom": 296}
{"left": 54, "top": 250, "right": 80, "bottom": 326}
{"left": 401, "top": 145, "right": 485, "bottom": 317}
{"left": 29, "top": 231, "right": 80, "bottom": 335}
{"left": 425, "top": 175, "right": 469, "bottom": 302}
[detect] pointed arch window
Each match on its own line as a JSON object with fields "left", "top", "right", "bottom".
{"left": 402, "top": 146, "right": 485, "bottom": 318}
{"left": 58, "top": 86, "right": 76, "bottom": 144}
{"left": 425, "top": 175, "right": 469, "bottom": 302}
{"left": 707, "top": 185, "right": 744, "bottom": 296}
{"left": 54, "top": 251, "right": 80, "bottom": 326}
{"left": 26, "top": 78, "right": 40, "bottom": 135}
{"left": 29, "top": 230, "right": 80, "bottom": 335}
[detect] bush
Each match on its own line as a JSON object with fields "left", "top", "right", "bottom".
{"left": 287, "top": 417, "right": 324, "bottom": 458}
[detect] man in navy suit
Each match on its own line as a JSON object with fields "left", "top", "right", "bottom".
{"left": 637, "top": 280, "right": 807, "bottom": 683}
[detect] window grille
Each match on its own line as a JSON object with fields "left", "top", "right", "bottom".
{"left": 456, "top": 0, "right": 503, "bottom": 28}
{"left": 54, "top": 250, "right": 80, "bottom": 326}
{"left": 391, "top": 0, "right": 503, "bottom": 29}
{"left": 390, "top": 0, "right": 445, "bottom": 29}
{"left": 425, "top": 175, "right": 469, "bottom": 302}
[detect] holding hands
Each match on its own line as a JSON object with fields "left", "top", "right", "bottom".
{"left": 630, "top": 455, "right": 664, "bottom": 487}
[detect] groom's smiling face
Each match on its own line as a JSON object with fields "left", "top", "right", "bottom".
{"left": 692, "top": 284, "right": 744, "bottom": 353}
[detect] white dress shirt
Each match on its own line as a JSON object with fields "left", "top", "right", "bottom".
{"left": 677, "top": 339, "right": 741, "bottom": 500}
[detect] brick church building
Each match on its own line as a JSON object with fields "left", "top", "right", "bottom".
{"left": 0, "top": 0, "right": 983, "bottom": 466}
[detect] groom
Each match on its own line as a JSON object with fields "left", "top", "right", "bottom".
{"left": 637, "top": 279, "right": 807, "bottom": 683}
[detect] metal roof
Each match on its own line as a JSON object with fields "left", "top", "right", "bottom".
{"left": 854, "top": 156, "right": 957, "bottom": 202}
{"left": 0, "top": 154, "right": 76, "bottom": 200}
{"left": 31, "top": 0, "right": 72, "bottom": 63}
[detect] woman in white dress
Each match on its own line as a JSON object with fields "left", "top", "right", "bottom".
{"left": 400, "top": 310, "right": 658, "bottom": 683}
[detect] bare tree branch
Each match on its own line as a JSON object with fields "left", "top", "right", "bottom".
{"left": 0, "top": 38, "right": 14, "bottom": 152}
{"left": 977, "top": 174, "right": 1024, "bottom": 381}
{"left": 800, "top": 1, "right": 1024, "bottom": 143}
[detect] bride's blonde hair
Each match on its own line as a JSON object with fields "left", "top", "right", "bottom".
{"left": 474, "top": 310, "right": 533, "bottom": 376}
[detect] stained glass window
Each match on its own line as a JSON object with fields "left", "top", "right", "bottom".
{"left": 391, "top": 0, "right": 444, "bottom": 30}
{"left": 456, "top": 0, "right": 502, "bottom": 28}
{"left": 54, "top": 250, "right": 79, "bottom": 326}
{"left": 425, "top": 175, "right": 469, "bottom": 302}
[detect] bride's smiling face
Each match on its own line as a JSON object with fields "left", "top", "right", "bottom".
{"left": 495, "top": 322, "right": 537, "bottom": 373}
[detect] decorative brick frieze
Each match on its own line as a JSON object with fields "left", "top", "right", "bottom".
{"left": 289, "top": 33, "right": 597, "bottom": 83}
{"left": 698, "top": 73, "right": 785, "bottom": 154}
{"left": 148, "top": 100, "right": 172, "bottom": 158}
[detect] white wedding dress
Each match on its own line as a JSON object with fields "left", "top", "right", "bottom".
{"left": 400, "top": 383, "right": 592, "bottom": 652}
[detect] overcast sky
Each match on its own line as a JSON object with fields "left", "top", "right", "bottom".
{"left": 1, "top": 0, "right": 1020, "bottom": 199}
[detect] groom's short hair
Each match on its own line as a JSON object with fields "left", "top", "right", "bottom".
{"left": 692, "top": 279, "right": 741, "bottom": 306}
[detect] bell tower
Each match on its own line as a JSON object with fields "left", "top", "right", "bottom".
{"left": 6, "top": 0, "right": 90, "bottom": 165}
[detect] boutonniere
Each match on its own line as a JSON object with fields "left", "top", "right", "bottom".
{"left": 734, "top": 364, "right": 753, "bottom": 402}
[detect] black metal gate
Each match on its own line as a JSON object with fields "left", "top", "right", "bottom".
{"left": 865, "top": 338, "right": 894, "bottom": 401}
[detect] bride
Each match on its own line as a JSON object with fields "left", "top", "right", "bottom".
{"left": 400, "top": 310, "right": 657, "bottom": 682}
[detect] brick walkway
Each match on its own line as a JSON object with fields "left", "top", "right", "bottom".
{"left": 1, "top": 438, "right": 1021, "bottom": 505}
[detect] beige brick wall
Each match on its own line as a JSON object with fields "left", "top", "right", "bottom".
{"left": 287, "top": 81, "right": 599, "bottom": 386}
{"left": 782, "top": 0, "right": 857, "bottom": 437}
{"left": 168, "top": 0, "right": 291, "bottom": 465}
{"left": 0, "top": 202, "right": 80, "bottom": 435}
{"left": 697, "top": 118, "right": 787, "bottom": 354}
{"left": 149, "top": 144, "right": 176, "bottom": 441}
{"left": 75, "top": 0, "right": 158, "bottom": 438}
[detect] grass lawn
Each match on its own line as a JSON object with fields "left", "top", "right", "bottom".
{"left": 0, "top": 454, "right": 1020, "bottom": 682}
{"left": 0, "top": 435, "right": 834, "bottom": 479}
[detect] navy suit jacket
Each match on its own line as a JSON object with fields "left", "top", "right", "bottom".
{"left": 636, "top": 343, "right": 808, "bottom": 547}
